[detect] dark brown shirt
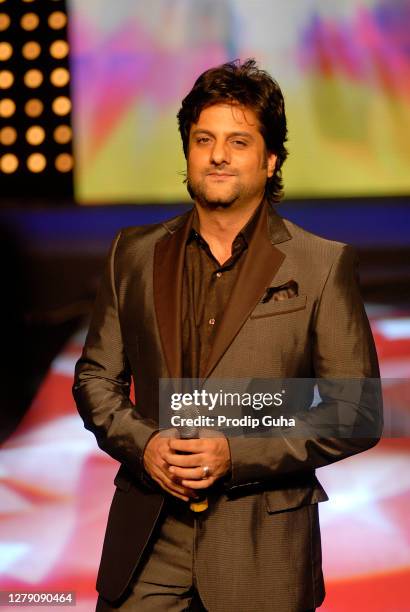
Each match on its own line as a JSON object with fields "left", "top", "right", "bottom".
{"left": 182, "top": 202, "right": 265, "bottom": 378}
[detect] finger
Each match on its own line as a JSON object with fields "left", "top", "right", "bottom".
{"left": 158, "top": 480, "right": 190, "bottom": 502}
{"left": 161, "top": 474, "right": 194, "bottom": 496}
{"left": 163, "top": 451, "right": 204, "bottom": 468}
{"left": 168, "top": 466, "right": 207, "bottom": 480}
{"left": 169, "top": 438, "right": 204, "bottom": 453}
{"left": 156, "top": 467, "right": 198, "bottom": 498}
{"left": 181, "top": 477, "right": 214, "bottom": 490}
{"left": 150, "top": 472, "right": 189, "bottom": 501}
{"left": 162, "top": 480, "right": 199, "bottom": 500}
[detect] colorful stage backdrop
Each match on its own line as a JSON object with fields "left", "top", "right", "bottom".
{"left": 68, "top": 0, "right": 410, "bottom": 203}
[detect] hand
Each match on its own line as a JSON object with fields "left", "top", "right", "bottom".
{"left": 163, "top": 434, "right": 231, "bottom": 490}
{"left": 143, "top": 430, "right": 199, "bottom": 502}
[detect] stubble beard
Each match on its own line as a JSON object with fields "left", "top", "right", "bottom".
{"left": 186, "top": 175, "right": 242, "bottom": 210}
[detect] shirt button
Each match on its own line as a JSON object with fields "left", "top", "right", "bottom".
{"left": 216, "top": 272, "right": 222, "bottom": 278}
{"left": 209, "top": 318, "right": 216, "bottom": 325}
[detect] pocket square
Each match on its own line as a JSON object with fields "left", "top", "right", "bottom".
{"left": 261, "top": 280, "right": 298, "bottom": 303}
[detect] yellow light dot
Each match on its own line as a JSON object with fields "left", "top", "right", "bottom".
{"left": 21, "top": 13, "right": 40, "bottom": 31}
{"left": 22, "top": 41, "right": 41, "bottom": 60}
{"left": 0, "top": 70, "right": 14, "bottom": 88}
{"left": 1, "top": 154, "right": 19, "bottom": 174}
{"left": 55, "top": 153, "right": 73, "bottom": 173}
{"left": 0, "top": 42, "right": 13, "bottom": 61}
{"left": 24, "top": 68, "right": 43, "bottom": 88}
{"left": 49, "top": 40, "right": 69, "bottom": 59}
{"left": 52, "top": 95, "right": 71, "bottom": 115}
{"left": 50, "top": 67, "right": 70, "bottom": 87}
{"left": 26, "top": 125, "right": 45, "bottom": 145}
{"left": 0, "top": 127, "right": 17, "bottom": 146}
{"left": 0, "top": 98, "right": 15, "bottom": 118}
{"left": 27, "top": 152, "right": 46, "bottom": 173}
{"left": 0, "top": 13, "right": 10, "bottom": 32}
{"left": 53, "top": 125, "right": 72, "bottom": 144}
{"left": 48, "top": 12, "right": 67, "bottom": 29}
{"left": 22, "top": 0, "right": 36, "bottom": 3}
{"left": 25, "top": 98, "right": 43, "bottom": 117}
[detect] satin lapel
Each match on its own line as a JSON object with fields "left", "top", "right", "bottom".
{"left": 153, "top": 210, "right": 194, "bottom": 379}
{"left": 202, "top": 203, "right": 291, "bottom": 379}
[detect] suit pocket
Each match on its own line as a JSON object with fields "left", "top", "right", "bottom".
{"left": 250, "top": 294, "right": 307, "bottom": 319}
{"left": 264, "top": 481, "right": 328, "bottom": 514}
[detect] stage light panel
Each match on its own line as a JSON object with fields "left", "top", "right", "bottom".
{"left": 52, "top": 95, "right": 71, "bottom": 115}
{"left": 0, "top": 70, "right": 14, "bottom": 88}
{"left": 0, "top": 41, "right": 12, "bottom": 60}
{"left": 24, "top": 68, "right": 43, "bottom": 87}
{"left": 20, "top": 12, "right": 40, "bottom": 31}
{"left": 0, "top": 153, "right": 19, "bottom": 173}
{"left": 25, "top": 98, "right": 44, "bottom": 117}
{"left": 27, "top": 152, "right": 46, "bottom": 172}
{"left": 26, "top": 125, "right": 46, "bottom": 146}
{"left": 50, "top": 67, "right": 69, "bottom": 87}
{"left": 22, "top": 41, "right": 41, "bottom": 60}
{"left": 0, "top": 98, "right": 16, "bottom": 118}
{"left": 0, "top": 126, "right": 17, "bottom": 146}
{"left": 49, "top": 40, "right": 69, "bottom": 59}
{"left": 55, "top": 152, "right": 73, "bottom": 172}
{"left": 1, "top": 0, "right": 73, "bottom": 198}
{"left": 0, "top": 13, "right": 10, "bottom": 31}
{"left": 53, "top": 125, "right": 72, "bottom": 144}
{"left": 48, "top": 11, "right": 66, "bottom": 29}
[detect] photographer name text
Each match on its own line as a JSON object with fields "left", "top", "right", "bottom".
{"left": 170, "top": 415, "right": 296, "bottom": 428}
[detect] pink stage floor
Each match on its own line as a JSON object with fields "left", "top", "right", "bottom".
{"left": 1, "top": 305, "right": 409, "bottom": 611}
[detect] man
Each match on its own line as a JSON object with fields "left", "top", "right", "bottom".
{"left": 73, "top": 59, "right": 382, "bottom": 611}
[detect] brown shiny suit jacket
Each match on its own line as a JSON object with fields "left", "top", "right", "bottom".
{"left": 73, "top": 201, "right": 382, "bottom": 612}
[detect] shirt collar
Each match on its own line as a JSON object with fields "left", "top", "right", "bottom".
{"left": 187, "top": 199, "right": 266, "bottom": 247}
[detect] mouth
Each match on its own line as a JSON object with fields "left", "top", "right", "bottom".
{"left": 206, "top": 172, "right": 235, "bottom": 178}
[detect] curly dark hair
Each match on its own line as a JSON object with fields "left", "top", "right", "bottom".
{"left": 177, "top": 58, "right": 288, "bottom": 204}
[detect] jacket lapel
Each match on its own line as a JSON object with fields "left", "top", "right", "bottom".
{"left": 153, "top": 209, "right": 194, "bottom": 379}
{"left": 202, "top": 202, "right": 291, "bottom": 379}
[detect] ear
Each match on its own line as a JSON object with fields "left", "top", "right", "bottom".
{"left": 267, "top": 153, "right": 277, "bottom": 178}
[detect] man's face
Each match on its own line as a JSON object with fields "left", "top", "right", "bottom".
{"left": 186, "top": 103, "right": 276, "bottom": 210}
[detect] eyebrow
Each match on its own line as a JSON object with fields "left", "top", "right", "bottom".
{"left": 191, "top": 129, "right": 255, "bottom": 140}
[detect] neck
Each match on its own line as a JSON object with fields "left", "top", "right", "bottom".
{"left": 194, "top": 198, "right": 262, "bottom": 248}
{"left": 192, "top": 197, "right": 264, "bottom": 266}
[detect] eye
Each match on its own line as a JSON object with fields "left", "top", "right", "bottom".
{"left": 196, "top": 137, "right": 211, "bottom": 144}
{"left": 231, "top": 140, "right": 247, "bottom": 147}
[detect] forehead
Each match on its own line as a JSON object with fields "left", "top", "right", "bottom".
{"left": 192, "top": 103, "right": 261, "bottom": 135}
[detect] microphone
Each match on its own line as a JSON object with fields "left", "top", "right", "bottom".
{"left": 177, "top": 405, "right": 208, "bottom": 512}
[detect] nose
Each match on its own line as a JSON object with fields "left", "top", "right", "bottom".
{"left": 210, "top": 139, "right": 230, "bottom": 166}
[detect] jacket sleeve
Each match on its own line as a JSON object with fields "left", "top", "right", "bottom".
{"left": 225, "top": 244, "right": 383, "bottom": 490}
{"left": 72, "top": 230, "right": 158, "bottom": 482}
